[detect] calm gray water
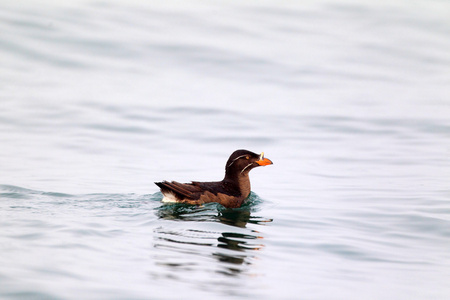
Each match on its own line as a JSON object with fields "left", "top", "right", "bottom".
{"left": 1, "top": 0, "right": 450, "bottom": 299}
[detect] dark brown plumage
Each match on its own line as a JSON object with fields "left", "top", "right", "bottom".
{"left": 155, "top": 149, "right": 273, "bottom": 208}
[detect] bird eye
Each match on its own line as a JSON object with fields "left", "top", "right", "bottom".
{"left": 246, "top": 156, "right": 249, "bottom": 159}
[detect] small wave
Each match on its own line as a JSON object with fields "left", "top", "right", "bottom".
{"left": 0, "top": 184, "right": 74, "bottom": 200}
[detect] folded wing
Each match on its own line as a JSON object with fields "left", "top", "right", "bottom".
{"left": 154, "top": 181, "right": 203, "bottom": 200}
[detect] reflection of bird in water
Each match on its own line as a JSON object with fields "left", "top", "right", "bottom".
{"left": 153, "top": 204, "right": 272, "bottom": 277}
{"left": 214, "top": 231, "right": 264, "bottom": 269}
{"left": 218, "top": 208, "right": 272, "bottom": 228}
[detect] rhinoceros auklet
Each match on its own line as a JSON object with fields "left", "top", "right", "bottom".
{"left": 155, "top": 149, "right": 273, "bottom": 208}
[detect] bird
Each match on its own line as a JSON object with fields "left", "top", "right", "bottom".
{"left": 155, "top": 149, "right": 273, "bottom": 208}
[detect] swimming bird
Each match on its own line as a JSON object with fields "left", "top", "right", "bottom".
{"left": 155, "top": 149, "right": 273, "bottom": 208}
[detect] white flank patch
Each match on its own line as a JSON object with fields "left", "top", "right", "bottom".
{"left": 161, "top": 192, "right": 178, "bottom": 203}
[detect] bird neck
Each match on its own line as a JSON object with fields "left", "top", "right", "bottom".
{"left": 224, "top": 172, "right": 251, "bottom": 197}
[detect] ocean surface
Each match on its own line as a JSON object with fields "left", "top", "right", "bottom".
{"left": 1, "top": 0, "right": 450, "bottom": 299}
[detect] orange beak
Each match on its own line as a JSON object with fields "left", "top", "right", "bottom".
{"left": 256, "top": 152, "right": 273, "bottom": 166}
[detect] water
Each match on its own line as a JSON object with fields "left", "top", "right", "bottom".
{"left": 1, "top": 0, "right": 450, "bottom": 299}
